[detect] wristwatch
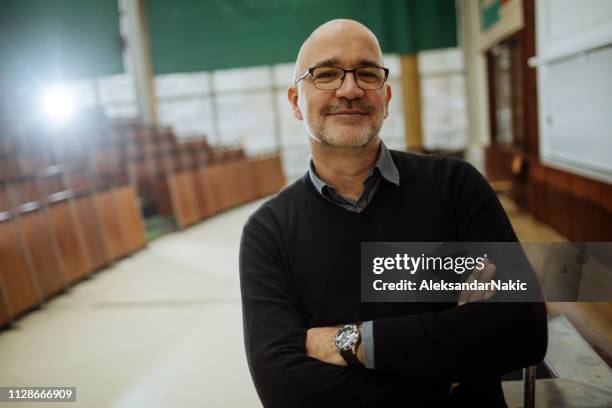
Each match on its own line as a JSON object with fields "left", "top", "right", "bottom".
{"left": 334, "top": 324, "right": 363, "bottom": 366}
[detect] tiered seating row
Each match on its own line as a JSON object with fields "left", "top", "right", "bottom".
{"left": 0, "top": 167, "right": 147, "bottom": 327}
{"left": 116, "top": 123, "right": 286, "bottom": 229}
{"left": 0, "top": 121, "right": 285, "bottom": 328}
{"left": 0, "top": 124, "right": 145, "bottom": 326}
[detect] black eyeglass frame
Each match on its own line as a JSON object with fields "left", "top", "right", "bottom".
{"left": 294, "top": 65, "right": 390, "bottom": 90}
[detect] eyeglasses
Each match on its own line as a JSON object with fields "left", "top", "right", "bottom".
{"left": 295, "top": 66, "right": 389, "bottom": 90}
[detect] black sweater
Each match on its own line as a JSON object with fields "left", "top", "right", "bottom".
{"left": 239, "top": 151, "right": 547, "bottom": 407}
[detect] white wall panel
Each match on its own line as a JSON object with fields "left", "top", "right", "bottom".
{"left": 536, "top": 0, "right": 612, "bottom": 183}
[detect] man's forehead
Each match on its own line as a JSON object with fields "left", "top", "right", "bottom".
{"left": 294, "top": 20, "right": 383, "bottom": 77}
{"left": 310, "top": 57, "right": 382, "bottom": 68}
{"left": 307, "top": 38, "right": 381, "bottom": 60}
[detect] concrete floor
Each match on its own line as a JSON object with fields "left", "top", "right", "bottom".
{"left": 1, "top": 194, "right": 610, "bottom": 407}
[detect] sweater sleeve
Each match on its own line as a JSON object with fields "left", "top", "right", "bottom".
{"left": 372, "top": 160, "right": 548, "bottom": 380}
{"left": 239, "top": 209, "right": 443, "bottom": 407}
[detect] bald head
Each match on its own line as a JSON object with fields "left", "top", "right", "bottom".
{"left": 287, "top": 19, "right": 391, "bottom": 150}
{"left": 293, "top": 19, "right": 384, "bottom": 82}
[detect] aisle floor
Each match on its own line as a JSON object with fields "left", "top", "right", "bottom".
{"left": 0, "top": 201, "right": 264, "bottom": 408}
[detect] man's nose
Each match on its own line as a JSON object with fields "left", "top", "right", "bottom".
{"left": 335, "top": 72, "right": 364, "bottom": 100}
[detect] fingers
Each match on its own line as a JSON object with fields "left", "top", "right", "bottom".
{"left": 458, "top": 260, "right": 486, "bottom": 305}
{"left": 458, "top": 259, "right": 497, "bottom": 306}
{"left": 471, "top": 261, "right": 496, "bottom": 301}
{"left": 479, "top": 260, "right": 496, "bottom": 282}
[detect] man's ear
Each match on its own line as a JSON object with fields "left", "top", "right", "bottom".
{"left": 384, "top": 84, "right": 392, "bottom": 119}
{"left": 287, "top": 85, "right": 303, "bottom": 121}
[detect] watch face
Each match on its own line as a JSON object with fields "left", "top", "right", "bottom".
{"left": 335, "top": 325, "right": 359, "bottom": 351}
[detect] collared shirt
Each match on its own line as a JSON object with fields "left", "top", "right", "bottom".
{"left": 307, "top": 140, "right": 400, "bottom": 369}
{"left": 308, "top": 141, "right": 400, "bottom": 213}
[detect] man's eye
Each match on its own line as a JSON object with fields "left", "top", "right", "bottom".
{"left": 357, "top": 71, "right": 380, "bottom": 82}
{"left": 316, "top": 70, "right": 339, "bottom": 79}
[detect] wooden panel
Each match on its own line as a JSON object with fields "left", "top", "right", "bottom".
{"left": 257, "top": 158, "right": 270, "bottom": 196}
{"left": 231, "top": 159, "right": 243, "bottom": 206}
{"left": 172, "top": 171, "right": 200, "bottom": 226}
{"left": 248, "top": 158, "right": 265, "bottom": 198}
{"left": 197, "top": 167, "right": 220, "bottom": 216}
{"left": 601, "top": 183, "right": 612, "bottom": 241}
{"left": 221, "top": 161, "right": 237, "bottom": 208}
{"left": 485, "top": 146, "right": 529, "bottom": 208}
{"left": 268, "top": 156, "right": 281, "bottom": 195}
{"left": 547, "top": 167, "right": 571, "bottom": 192}
{"left": 570, "top": 176, "right": 602, "bottom": 241}
{"left": 113, "top": 185, "right": 147, "bottom": 252}
{"left": 19, "top": 210, "right": 66, "bottom": 299}
{"left": 156, "top": 176, "right": 175, "bottom": 218}
{"left": 182, "top": 171, "right": 202, "bottom": 224}
{"left": 95, "top": 189, "right": 129, "bottom": 260}
{"left": 47, "top": 201, "right": 92, "bottom": 283}
{"left": 529, "top": 161, "right": 549, "bottom": 224}
{"left": 73, "top": 195, "right": 110, "bottom": 270}
{"left": 0, "top": 218, "right": 39, "bottom": 317}
{"left": 485, "top": 146, "right": 514, "bottom": 182}
{"left": 252, "top": 155, "right": 286, "bottom": 197}
{"left": 213, "top": 163, "right": 228, "bottom": 211}
{"left": 163, "top": 174, "right": 187, "bottom": 228}
{"left": 0, "top": 270, "right": 10, "bottom": 326}
{"left": 235, "top": 159, "right": 257, "bottom": 204}
{"left": 221, "top": 160, "right": 240, "bottom": 208}
{"left": 269, "top": 155, "right": 286, "bottom": 192}
{"left": 127, "top": 158, "right": 157, "bottom": 209}
{"left": 205, "top": 164, "right": 225, "bottom": 213}
{"left": 529, "top": 161, "right": 612, "bottom": 241}
{"left": 266, "top": 157, "right": 280, "bottom": 195}
{"left": 191, "top": 168, "right": 211, "bottom": 219}
{"left": 546, "top": 167, "right": 571, "bottom": 238}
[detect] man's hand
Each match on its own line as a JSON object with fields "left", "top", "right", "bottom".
{"left": 458, "top": 258, "right": 497, "bottom": 306}
{"left": 306, "top": 325, "right": 364, "bottom": 366}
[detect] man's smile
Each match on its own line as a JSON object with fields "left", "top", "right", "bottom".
{"left": 328, "top": 110, "right": 368, "bottom": 116}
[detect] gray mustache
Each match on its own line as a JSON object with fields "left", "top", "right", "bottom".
{"left": 322, "top": 102, "right": 373, "bottom": 115}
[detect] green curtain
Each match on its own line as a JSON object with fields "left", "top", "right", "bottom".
{"left": 147, "top": 0, "right": 457, "bottom": 74}
{"left": 0, "top": 0, "right": 124, "bottom": 89}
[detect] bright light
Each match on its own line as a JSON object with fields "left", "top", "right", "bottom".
{"left": 41, "top": 87, "right": 75, "bottom": 122}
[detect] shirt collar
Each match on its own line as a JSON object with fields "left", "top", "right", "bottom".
{"left": 374, "top": 141, "right": 400, "bottom": 186}
{"left": 307, "top": 140, "right": 400, "bottom": 194}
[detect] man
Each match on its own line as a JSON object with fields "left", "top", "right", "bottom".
{"left": 239, "top": 19, "right": 547, "bottom": 407}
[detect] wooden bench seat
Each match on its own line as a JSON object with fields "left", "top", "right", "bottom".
{"left": 47, "top": 191, "right": 92, "bottom": 283}
{"left": 0, "top": 269, "right": 11, "bottom": 327}
{"left": 17, "top": 203, "right": 66, "bottom": 299}
{"left": 0, "top": 212, "right": 41, "bottom": 319}
{"left": 94, "top": 187, "right": 131, "bottom": 260}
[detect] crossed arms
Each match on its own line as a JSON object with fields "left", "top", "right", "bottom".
{"left": 239, "top": 163, "right": 547, "bottom": 407}
{"left": 240, "top": 217, "right": 547, "bottom": 407}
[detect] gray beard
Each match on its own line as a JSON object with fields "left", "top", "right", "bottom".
{"left": 313, "top": 121, "right": 381, "bottom": 148}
